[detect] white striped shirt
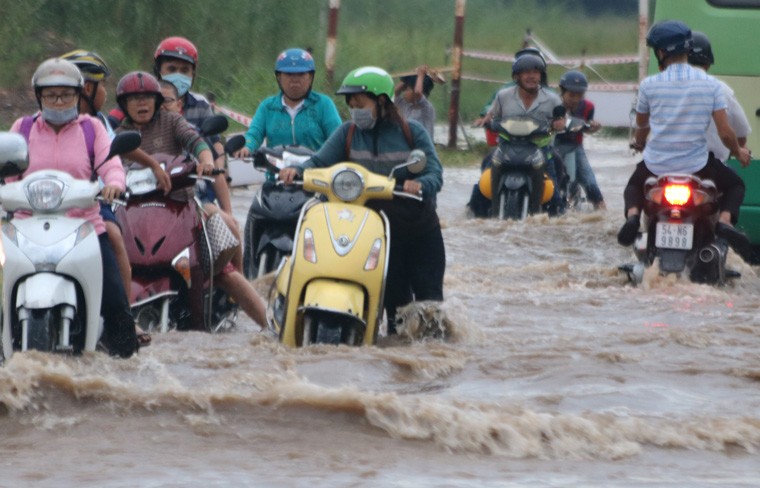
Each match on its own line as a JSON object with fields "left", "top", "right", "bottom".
{"left": 636, "top": 63, "right": 726, "bottom": 174}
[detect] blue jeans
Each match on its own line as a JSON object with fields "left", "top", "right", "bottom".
{"left": 556, "top": 144, "right": 604, "bottom": 204}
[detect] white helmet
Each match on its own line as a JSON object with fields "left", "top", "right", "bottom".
{"left": 32, "top": 58, "right": 84, "bottom": 90}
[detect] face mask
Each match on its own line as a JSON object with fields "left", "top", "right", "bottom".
{"left": 41, "top": 106, "right": 79, "bottom": 126}
{"left": 162, "top": 73, "right": 193, "bottom": 97}
{"left": 349, "top": 108, "right": 376, "bottom": 130}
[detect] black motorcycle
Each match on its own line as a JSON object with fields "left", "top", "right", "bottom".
{"left": 225, "top": 137, "right": 313, "bottom": 279}
{"left": 620, "top": 174, "right": 740, "bottom": 285}
{"left": 489, "top": 115, "right": 556, "bottom": 220}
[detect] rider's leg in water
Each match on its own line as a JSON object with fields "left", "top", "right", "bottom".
{"left": 102, "top": 206, "right": 149, "bottom": 344}
{"left": 573, "top": 146, "right": 606, "bottom": 209}
{"left": 215, "top": 269, "right": 267, "bottom": 328}
{"left": 204, "top": 202, "right": 243, "bottom": 272}
{"left": 696, "top": 156, "right": 750, "bottom": 258}
{"left": 466, "top": 149, "right": 495, "bottom": 218}
{"left": 544, "top": 148, "right": 565, "bottom": 215}
{"left": 383, "top": 241, "right": 413, "bottom": 335}
{"left": 408, "top": 221, "right": 446, "bottom": 302}
{"left": 98, "top": 234, "right": 138, "bottom": 357}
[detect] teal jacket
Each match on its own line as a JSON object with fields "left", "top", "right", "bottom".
{"left": 299, "top": 119, "right": 443, "bottom": 201}
{"left": 244, "top": 91, "right": 342, "bottom": 152}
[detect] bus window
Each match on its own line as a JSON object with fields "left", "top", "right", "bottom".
{"left": 708, "top": 0, "right": 760, "bottom": 7}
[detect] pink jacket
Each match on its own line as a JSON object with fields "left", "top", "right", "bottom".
{"left": 10, "top": 114, "right": 125, "bottom": 235}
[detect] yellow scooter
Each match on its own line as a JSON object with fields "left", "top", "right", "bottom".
{"left": 268, "top": 151, "right": 427, "bottom": 347}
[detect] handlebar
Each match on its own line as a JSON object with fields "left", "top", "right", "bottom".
{"left": 393, "top": 183, "right": 423, "bottom": 201}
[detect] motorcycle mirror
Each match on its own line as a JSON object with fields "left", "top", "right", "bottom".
{"left": 552, "top": 105, "right": 567, "bottom": 119}
{"left": 389, "top": 149, "right": 427, "bottom": 177}
{"left": 406, "top": 149, "right": 427, "bottom": 174}
{"left": 106, "top": 131, "right": 142, "bottom": 161}
{"left": 199, "top": 115, "right": 229, "bottom": 137}
{"left": 225, "top": 134, "right": 246, "bottom": 155}
{"left": 0, "top": 132, "right": 29, "bottom": 179}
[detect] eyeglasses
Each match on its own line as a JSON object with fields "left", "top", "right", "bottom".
{"left": 40, "top": 92, "right": 78, "bottom": 103}
{"left": 162, "top": 97, "right": 177, "bottom": 105}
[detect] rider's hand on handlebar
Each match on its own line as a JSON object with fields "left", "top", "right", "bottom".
{"left": 233, "top": 147, "right": 251, "bottom": 159}
{"left": 403, "top": 180, "right": 422, "bottom": 196}
{"left": 197, "top": 160, "right": 216, "bottom": 176}
{"left": 552, "top": 118, "right": 567, "bottom": 132}
{"left": 153, "top": 167, "right": 172, "bottom": 195}
{"left": 100, "top": 184, "right": 122, "bottom": 204}
{"left": 279, "top": 167, "right": 299, "bottom": 185}
{"left": 736, "top": 147, "right": 752, "bottom": 168}
{"left": 589, "top": 120, "right": 602, "bottom": 133}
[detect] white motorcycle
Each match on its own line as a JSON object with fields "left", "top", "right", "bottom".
{"left": 0, "top": 131, "right": 140, "bottom": 361}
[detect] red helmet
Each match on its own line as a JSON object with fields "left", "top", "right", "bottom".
{"left": 116, "top": 71, "right": 163, "bottom": 113}
{"left": 154, "top": 36, "right": 198, "bottom": 73}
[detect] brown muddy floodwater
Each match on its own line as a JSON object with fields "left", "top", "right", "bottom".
{"left": 1, "top": 137, "right": 759, "bottom": 487}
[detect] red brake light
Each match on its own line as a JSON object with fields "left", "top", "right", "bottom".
{"left": 663, "top": 184, "right": 691, "bottom": 206}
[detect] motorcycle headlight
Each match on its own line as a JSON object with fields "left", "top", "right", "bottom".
{"left": 529, "top": 150, "right": 545, "bottom": 169}
{"left": 126, "top": 167, "right": 158, "bottom": 195}
{"left": 25, "top": 178, "right": 65, "bottom": 211}
{"left": 332, "top": 169, "right": 364, "bottom": 202}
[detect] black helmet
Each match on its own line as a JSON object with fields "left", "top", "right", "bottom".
{"left": 515, "top": 47, "right": 545, "bottom": 62}
{"left": 646, "top": 20, "right": 693, "bottom": 55}
{"left": 559, "top": 70, "right": 588, "bottom": 93}
{"left": 688, "top": 31, "right": 714, "bottom": 66}
{"left": 512, "top": 54, "right": 546, "bottom": 76}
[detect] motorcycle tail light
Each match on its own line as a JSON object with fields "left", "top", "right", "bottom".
{"left": 172, "top": 247, "right": 192, "bottom": 288}
{"left": 663, "top": 184, "right": 691, "bottom": 206}
{"left": 303, "top": 228, "right": 317, "bottom": 263}
{"left": 364, "top": 238, "right": 383, "bottom": 271}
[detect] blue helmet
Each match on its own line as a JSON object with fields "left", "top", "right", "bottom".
{"left": 559, "top": 70, "right": 588, "bottom": 93}
{"left": 275, "top": 48, "right": 316, "bottom": 73}
{"left": 646, "top": 20, "right": 692, "bottom": 55}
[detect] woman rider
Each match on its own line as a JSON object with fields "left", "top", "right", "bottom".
{"left": 280, "top": 66, "right": 445, "bottom": 334}
{"left": 115, "top": 71, "right": 267, "bottom": 329}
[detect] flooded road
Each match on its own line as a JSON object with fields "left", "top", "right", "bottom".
{"left": 1, "top": 136, "right": 760, "bottom": 487}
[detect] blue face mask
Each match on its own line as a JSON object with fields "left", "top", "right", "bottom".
{"left": 162, "top": 73, "right": 193, "bottom": 97}
{"left": 349, "top": 108, "right": 376, "bottom": 130}
{"left": 41, "top": 106, "right": 79, "bottom": 126}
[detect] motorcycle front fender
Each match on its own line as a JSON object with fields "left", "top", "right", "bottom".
{"left": 302, "top": 279, "right": 366, "bottom": 321}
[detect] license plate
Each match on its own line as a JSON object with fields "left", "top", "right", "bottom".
{"left": 655, "top": 222, "right": 693, "bottom": 250}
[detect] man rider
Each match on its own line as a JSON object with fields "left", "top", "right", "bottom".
{"left": 233, "top": 48, "right": 342, "bottom": 163}
{"left": 618, "top": 20, "right": 751, "bottom": 259}
{"left": 687, "top": 31, "right": 751, "bottom": 164}
{"left": 484, "top": 54, "right": 566, "bottom": 215}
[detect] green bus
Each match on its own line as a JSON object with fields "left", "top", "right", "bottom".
{"left": 652, "top": 0, "right": 760, "bottom": 260}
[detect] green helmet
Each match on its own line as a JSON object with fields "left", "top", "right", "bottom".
{"left": 336, "top": 66, "right": 394, "bottom": 100}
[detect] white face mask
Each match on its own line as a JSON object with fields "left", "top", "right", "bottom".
{"left": 41, "top": 106, "right": 79, "bottom": 125}
{"left": 349, "top": 108, "right": 376, "bottom": 130}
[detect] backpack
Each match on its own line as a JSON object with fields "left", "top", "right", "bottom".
{"left": 19, "top": 114, "right": 98, "bottom": 181}
{"left": 344, "top": 119, "right": 415, "bottom": 160}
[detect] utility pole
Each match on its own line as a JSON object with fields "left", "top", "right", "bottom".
{"left": 447, "top": 0, "right": 466, "bottom": 148}
{"left": 326, "top": 0, "right": 340, "bottom": 89}
{"left": 638, "top": 0, "right": 649, "bottom": 81}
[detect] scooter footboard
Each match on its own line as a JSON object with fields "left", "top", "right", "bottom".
{"left": 302, "top": 279, "right": 366, "bottom": 323}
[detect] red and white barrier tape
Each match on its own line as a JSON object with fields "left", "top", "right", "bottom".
{"left": 461, "top": 74, "right": 638, "bottom": 92}
{"left": 212, "top": 103, "right": 252, "bottom": 127}
{"left": 462, "top": 49, "right": 639, "bottom": 66}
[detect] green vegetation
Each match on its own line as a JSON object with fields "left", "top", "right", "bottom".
{"left": 0, "top": 0, "right": 638, "bottom": 130}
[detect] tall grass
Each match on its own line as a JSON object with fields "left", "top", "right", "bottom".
{"left": 0, "top": 0, "right": 638, "bottom": 128}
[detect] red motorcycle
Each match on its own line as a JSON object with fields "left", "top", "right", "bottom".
{"left": 115, "top": 116, "right": 237, "bottom": 332}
